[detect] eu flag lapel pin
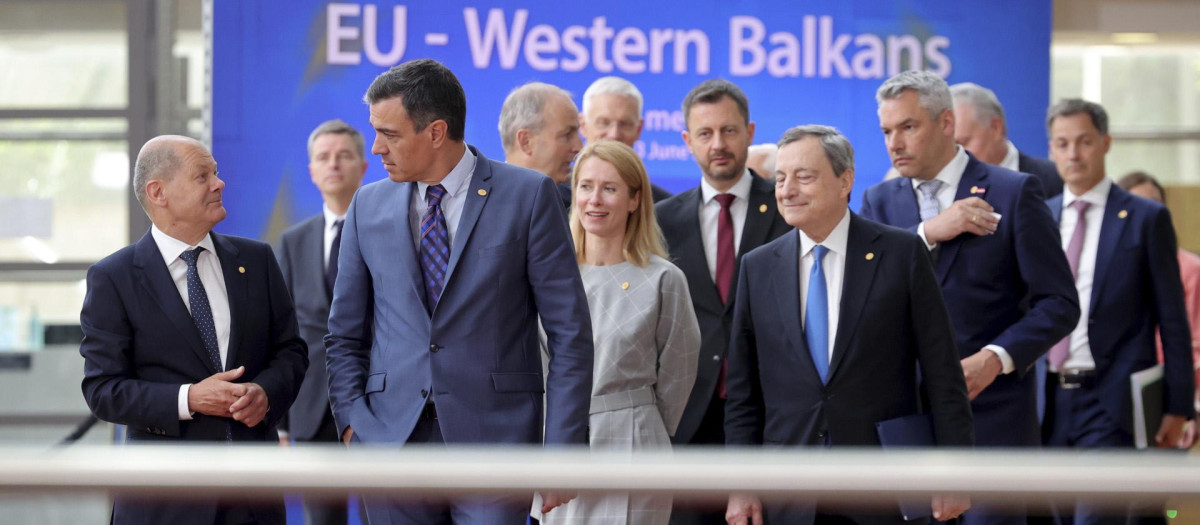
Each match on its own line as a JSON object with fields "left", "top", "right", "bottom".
{"left": 238, "top": 266, "right": 246, "bottom": 274}
{"left": 477, "top": 189, "right": 488, "bottom": 196}
{"left": 1118, "top": 209, "right": 1128, "bottom": 219}
{"left": 970, "top": 185, "right": 987, "bottom": 196}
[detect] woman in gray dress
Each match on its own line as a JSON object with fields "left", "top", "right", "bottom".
{"left": 540, "top": 140, "right": 701, "bottom": 525}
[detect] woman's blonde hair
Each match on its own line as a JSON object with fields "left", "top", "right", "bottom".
{"left": 569, "top": 140, "right": 667, "bottom": 267}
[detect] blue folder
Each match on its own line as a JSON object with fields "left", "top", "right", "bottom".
{"left": 876, "top": 413, "right": 935, "bottom": 521}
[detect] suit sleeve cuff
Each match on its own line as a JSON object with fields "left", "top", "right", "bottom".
{"left": 178, "top": 384, "right": 194, "bottom": 421}
{"left": 917, "top": 223, "right": 937, "bottom": 250}
{"left": 983, "top": 345, "right": 1015, "bottom": 374}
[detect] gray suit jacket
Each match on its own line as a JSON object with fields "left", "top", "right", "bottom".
{"left": 277, "top": 214, "right": 334, "bottom": 441}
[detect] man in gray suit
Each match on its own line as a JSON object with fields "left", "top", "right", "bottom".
{"left": 276, "top": 119, "right": 367, "bottom": 525}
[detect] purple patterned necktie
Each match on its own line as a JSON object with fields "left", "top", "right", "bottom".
{"left": 419, "top": 184, "right": 450, "bottom": 312}
{"left": 1048, "top": 200, "right": 1092, "bottom": 369}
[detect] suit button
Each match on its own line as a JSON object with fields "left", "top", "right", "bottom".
{"left": 712, "top": 355, "right": 721, "bottom": 362}
{"left": 821, "top": 393, "right": 832, "bottom": 401}
{"left": 420, "top": 389, "right": 428, "bottom": 397}
{"left": 817, "top": 430, "right": 828, "bottom": 440}
{"left": 429, "top": 344, "right": 440, "bottom": 353}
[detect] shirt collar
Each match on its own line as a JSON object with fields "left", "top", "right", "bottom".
{"left": 1063, "top": 177, "right": 1111, "bottom": 209}
{"left": 999, "top": 140, "right": 1020, "bottom": 172}
{"left": 798, "top": 208, "right": 851, "bottom": 259}
{"left": 911, "top": 145, "right": 969, "bottom": 194}
{"left": 418, "top": 146, "right": 476, "bottom": 201}
{"left": 151, "top": 224, "right": 216, "bottom": 268}
{"left": 322, "top": 204, "right": 345, "bottom": 230}
{"left": 700, "top": 168, "right": 753, "bottom": 204}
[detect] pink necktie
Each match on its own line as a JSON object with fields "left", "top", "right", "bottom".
{"left": 1048, "top": 200, "right": 1092, "bottom": 369}
{"left": 713, "top": 193, "right": 736, "bottom": 399}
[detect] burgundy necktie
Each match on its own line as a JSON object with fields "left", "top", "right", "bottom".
{"left": 1048, "top": 200, "right": 1092, "bottom": 370}
{"left": 713, "top": 193, "right": 736, "bottom": 398}
{"left": 714, "top": 193, "right": 736, "bottom": 303}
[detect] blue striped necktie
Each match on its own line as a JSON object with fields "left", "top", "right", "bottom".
{"left": 917, "top": 179, "right": 944, "bottom": 222}
{"left": 806, "top": 245, "right": 830, "bottom": 384}
{"left": 420, "top": 184, "right": 450, "bottom": 312}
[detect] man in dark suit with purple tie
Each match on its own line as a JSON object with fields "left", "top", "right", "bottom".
{"left": 861, "top": 71, "right": 1080, "bottom": 525}
{"left": 80, "top": 135, "right": 308, "bottom": 525}
{"left": 1042, "top": 99, "right": 1194, "bottom": 524}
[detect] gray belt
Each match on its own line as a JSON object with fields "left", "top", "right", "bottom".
{"left": 590, "top": 387, "right": 656, "bottom": 414}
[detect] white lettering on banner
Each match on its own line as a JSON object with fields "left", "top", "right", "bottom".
{"left": 728, "top": 15, "right": 952, "bottom": 79}
{"left": 462, "top": 8, "right": 710, "bottom": 74}
{"left": 326, "top": 5, "right": 951, "bottom": 78}
{"left": 643, "top": 110, "right": 685, "bottom": 133}
{"left": 327, "top": 3, "right": 407, "bottom": 66}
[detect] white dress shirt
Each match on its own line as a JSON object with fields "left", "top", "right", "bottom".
{"left": 799, "top": 208, "right": 850, "bottom": 363}
{"left": 999, "top": 140, "right": 1020, "bottom": 172}
{"left": 322, "top": 204, "right": 346, "bottom": 271}
{"left": 699, "top": 170, "right": 752, "bottom": 282}
{"left": 1057, "top": 178, "right": 1111, "bottom": 372}
{"left": 151, "top": 225, "right": 231, "bottom": 420}
{"left": 913, "top": 145, "right": 969, "bottom": 250}
{"left": 410, "top": 147, "right": 476, "bottom": 251}
{"left": 911, "top": 145, "right": 1015, "bottom": 374}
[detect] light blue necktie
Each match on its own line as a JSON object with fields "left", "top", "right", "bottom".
{"left": 806, "top": 245, "right": 830, "bottom": 384}
{"left": 917, "top": 179, "right": 944, "bottom": 222}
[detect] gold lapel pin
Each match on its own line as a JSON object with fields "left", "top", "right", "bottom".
{"left": 477, "top": 189, "right": 488, "bottom": 196}
{"left": 621, "top": 282, "right": 630, "bottom": 290}
{"left": 970, "top": 185, "right": 986, "bottom": 195}
{"left": 1118, "top": 209, "right": 1128, "bottom": 219}
{"left": 759, "top": 204, "right": 768, "bottom": 213}
{"left": 865, "top": 253, "right": 875, "bottom": 261}
{"left": 238, "top": 266, "right": 246, "bottom": 274}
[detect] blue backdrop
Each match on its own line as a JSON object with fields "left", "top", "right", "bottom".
{"left": 212, "top": 0, "right": 1051, "bottom": 240}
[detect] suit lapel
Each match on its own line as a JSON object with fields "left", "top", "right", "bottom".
{"left": 734, "top": 176, "right": 777, "bottom": 314}
{"left": 394, "top": 182, "right": 426, "bottom": 307}
{"left": 441, "top": 147, "right": 493, "bottom": 306}
{"left": 934, "top": 158, "right": 989, "bottom": 284}
{"left": 300, "top": 218, "right": 330, "bottom": 302}
{"left": 670, "top": 189, "right": 726, "bottom": 314}
{"left": 770, "top": 233, "right": 820, "bottom": 383}
{"left": 211, "top": 232, "right": 246, "bottom": 371}
{"left": 1091, "top": 186, "right": 1129, "bottom": 308}
{"left": 827, "top": 214, "right": 880, "bottom": 382}
{"left": 133, "top": 231, "right": 219, "bottom": 374}
{"left": 891, "top": 178, "right": 922, "bottom": 226}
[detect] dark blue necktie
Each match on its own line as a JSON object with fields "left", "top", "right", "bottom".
{"left": 326, "top": 218, "right": 344, "bottom": 294}
{"left": 806, "top": 245, "right": 830, "bottom": 384}
{"left": 179, "top": 246, "right": 232, "bottom": 441}
{"left": 180, "top": 247, "right": 222, "bottom": 371}
{"left": 419, "top": 185, "right": 450, "bottom": 312}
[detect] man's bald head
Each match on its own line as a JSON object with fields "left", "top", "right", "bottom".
{"left": 133, "top": 135, "right": 208, "bottom": 211}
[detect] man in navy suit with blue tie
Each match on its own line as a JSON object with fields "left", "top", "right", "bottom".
{"left": 861, "top": 71, "right": 1080, "bottom": 525}
{"left": 1043, "top": 99, "right": 1194, "bottom": 523}
{"left": 324, "top": 59, "right": 594, "bottom": 524}
{"left": 80, "top": 135, "right": 309, "bottom": 525}
{"left": 725, "top": 125, "right": 973, "bottom": 525}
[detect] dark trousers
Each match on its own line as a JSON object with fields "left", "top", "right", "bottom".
{"left": 362, "top": 406, "right": 531, "bottom": 525}
{"left": 1043, "top": 379, "right": 1166, "bottom": 525}
{"left": 670, "top": 395, "right": 727, "bottom": 525}
{"left": 300, "top": 411, "right": 349, "bottom": 525}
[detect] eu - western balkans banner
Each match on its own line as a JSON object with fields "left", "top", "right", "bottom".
{"left": 212, "top": 0, "right": 1051, "bottom": 240}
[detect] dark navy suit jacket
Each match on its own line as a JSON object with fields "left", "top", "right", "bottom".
{"left": 725, "top": 213, "right": 973, "bottom": 525}
{"left": 80, "top": 231, "right": 308, "bottom": 525}
{"left": 861, "top": 154, "right": 1080, "bottom": 447}
{"left": 277, "top": 214, "right": 336, "bottom": 441}
{"left": 1047, "top": 185, "right": 1196, "bottom": 426}
{"left": 1018, "top": 151, "right": 1063, "bottom": 198}
{"left": 325, "top": 146, "right": 593, "bottom": 447}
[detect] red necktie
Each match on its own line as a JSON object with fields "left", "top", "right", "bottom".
{"left": 714, "top": 193, "right": 736, "bottom": 398}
